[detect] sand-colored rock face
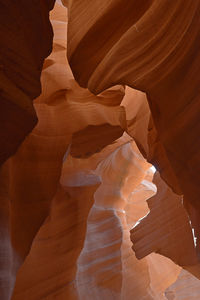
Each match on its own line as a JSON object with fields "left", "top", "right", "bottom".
{"left": 12, "top": 140, "right": 181, "bottom": 300}
{"left": 67, "top": 0, "right": 200, "bottom": 217}
{"left": 1, "top": 1, "right": 200, "bottom": 299}
{"left": 165, "top": 269, "right": 200, "bottom": 300}
{"left": 131, "top": 173, "right": 199, "bottom": 269}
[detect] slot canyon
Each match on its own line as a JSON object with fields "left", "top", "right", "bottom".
{"left": 1, "top": 1, "right": 200, "bottom": 299}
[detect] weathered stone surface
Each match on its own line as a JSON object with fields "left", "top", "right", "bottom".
{"left": 6, "top": 0, "right": 126, "bottom": 263}
{"left": 165, "top": 270, "right": 200, "bottom": 300}
{"left": 67, "top": 0, "right": 200, "bottom": 221}
{"left": 0, "top": 0, "right": 55, "bottom": 165}
{"left": 12, "top": 139, "right": 181, "bottom": 300}
{"left": 131, "top": 172, "right": 199, "bottom": 270}
{"left": 1, "top": 1, "right": 200, "bottom": 299}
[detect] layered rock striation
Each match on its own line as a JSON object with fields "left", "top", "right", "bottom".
{"left": 0, "top": 1, "right": 200, "bottom": 299}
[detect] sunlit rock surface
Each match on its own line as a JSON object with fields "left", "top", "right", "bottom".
{"left": 0, "top": 1, "right": 200, "bottom": 299}
{"left": 67, "top": 0, "right": 200, "bottom": 224}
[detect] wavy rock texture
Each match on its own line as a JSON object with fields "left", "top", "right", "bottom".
{"left": 0, "top": 0, "right": 55, "bottom": 165}
{"left": 1, "top": 1, "right": 200, "bottom": 299}
{"left": 0, "top": 2, "right": 146, "bottom": 299}
{"left": 76, "top": 143, "right": 180, "bottom": 300}
{"left": 121, "top": 88, "right": 180, "bottom": 195}
{"left": 5, "top": 0, "right": 125, "bottom": 265}
{"left": 67, "top": 0, "right": 200, "bottom": 233}
{"left": 131, "top": 173, "right": 200, "bottom": 273}
{"left": 12, "top": 139, "right": 181, "bottom": 300}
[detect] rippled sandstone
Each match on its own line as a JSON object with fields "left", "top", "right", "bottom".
{"left": 0, "top": 1, "right": 200, "bottom": 299}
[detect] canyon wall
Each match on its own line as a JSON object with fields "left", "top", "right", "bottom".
{"left": 0, "top": 1, "right": 200, "bottom": 299}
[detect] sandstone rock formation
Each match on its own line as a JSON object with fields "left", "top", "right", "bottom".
{"left": 0, "top": 1, "right": 200, "bottom": 299}
{"left": 67, "top": 0, "right": 200, "bottom": 222}
{"left": 165, "top": 269, "right": 200, "bottom": 300}
{"left": 131, "top": 173, "right": 200, "bottom": 273}
{"left": 0, "top": 0, "right": 56, "bottom": 165}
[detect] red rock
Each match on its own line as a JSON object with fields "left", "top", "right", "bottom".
{"left": 0, "top": 1, "right": 200, "bottom": 299}
{"left": 0, "top": 0, "right": 55, "bottom": 164}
